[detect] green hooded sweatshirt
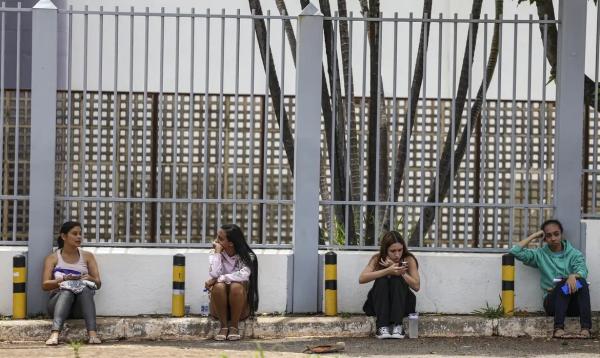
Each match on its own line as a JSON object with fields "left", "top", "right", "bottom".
{"left": 509, "top": 240, "right": 588, "bottom": 298}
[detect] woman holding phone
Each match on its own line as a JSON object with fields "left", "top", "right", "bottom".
{"left": 359, "top": 231, "right": 420, "bottom": 339}
{"left": 42, "top": 221, "right": 102, "bottom": 345}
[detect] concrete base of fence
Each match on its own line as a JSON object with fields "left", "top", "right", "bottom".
{"left": 0, "top": 315, "right": 598, "bottom": 342}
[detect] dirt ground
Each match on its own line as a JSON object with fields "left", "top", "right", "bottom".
{"left": 1, "top": 336, "right": 599, "bottom": 358}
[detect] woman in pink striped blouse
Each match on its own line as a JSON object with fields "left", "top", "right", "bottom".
{"left": 205, "top": 224, "right": 259, "bottom": 341}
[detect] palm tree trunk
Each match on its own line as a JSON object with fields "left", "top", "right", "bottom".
{"left": 389, "top": 0, "right": 433, "bottom": 198}
{"left": 384, "top": 0, "right": 433, "bottom": 233}
{"left": 409, "top": 0, "right": 502, "bottom": 246}
{"left": 365, "top": 0, "right": 380, "bottom": 245}
{"left": 354, "top": 0, "right": 389, "bottom": 245}
{"left": 248, "top": 0, "right": 295, "bottom": 174}
{"left": 534, "top": 0, "right": 599, "bottom": 110}
{"left": 337, "top": 0, "right": 360, "bottom": 244}
{"left": 316, "top": 0, "right": 358, "bottom": 242}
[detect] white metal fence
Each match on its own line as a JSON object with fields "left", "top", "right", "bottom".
{"left": 316, "top": 11, "right": 560, "bottom": 251}
{"left": 0, "top": 5, "right": 30, "bottom": 245}
{"left": 0, "top": 1, "right": 596, "bottom": 251}
{"left": 53, "top": 6, "right": 299, "bottom": 247}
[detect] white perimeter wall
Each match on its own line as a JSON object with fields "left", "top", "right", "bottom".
{"left": 0, "top": 220, "right": 598, "bottom": 316}
{"left": 0, "top": 249, "right": 291, "bottom": 316}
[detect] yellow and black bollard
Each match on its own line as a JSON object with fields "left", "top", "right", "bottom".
{"left": 172, "top": 254, "right": 185, "bottom": 317}
{"left": 13, "top": 254, "right": 26, "bottom": 319}
{"left": 324, "top": 251, "right": 337, "bottom": 316}
{"left": 502, "top": 253, "right": 515, "bottom": 316}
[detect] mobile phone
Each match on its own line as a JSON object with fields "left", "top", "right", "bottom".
{"left": 561, "top": 280, "right": 583, "bottom": 295}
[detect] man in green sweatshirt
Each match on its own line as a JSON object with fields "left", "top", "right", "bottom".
{"left": 509, "top": 219, "right": 591, "bottom": 338}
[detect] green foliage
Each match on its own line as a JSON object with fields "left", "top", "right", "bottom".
{"left": 471, "top": 297, "right": 505, "bottom": 319}
{"left": 333, "top": 218, "right": 346, "bottom": 247}
{"left": 254, "top": 343, "right": 265, "bottom": 358}
{"left": 68, "top": 340, "right": 82, "bottom": 358}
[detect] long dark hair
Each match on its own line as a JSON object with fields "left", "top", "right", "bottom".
{"left": 375, "top": 231, "right": 418, "bottom": 270}
{"left": 221, "top": 223, "right": 259, "bottom": 315}
{"left": 57, "top": 221, "right": 82, "bottom": 249}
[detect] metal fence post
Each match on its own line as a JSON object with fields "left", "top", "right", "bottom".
{"left": 291, "top": 2, "right": 323, "bottom": 313}
{"left": 27, "top": 0, "right": 57, "bottom": 315}
{"left": 554, "top": 0, "right": 586, "bottom": 249}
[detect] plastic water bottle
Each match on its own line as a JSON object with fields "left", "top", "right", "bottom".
{"left": 408, "top": 312, "right": 419, "bottom": 338}
{"left": 200, "top": 288, "right": 210, "bottom": 316}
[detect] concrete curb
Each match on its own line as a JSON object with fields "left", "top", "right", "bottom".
{"left": 0, "top": 315, "right": 597, "bottom": 342}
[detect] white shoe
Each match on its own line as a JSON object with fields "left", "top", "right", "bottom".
{"left": 375, "top": 326, "right": 392, "bottom": 339}
{"left": 391, "top": 324, "right": 405, "bottom": 339}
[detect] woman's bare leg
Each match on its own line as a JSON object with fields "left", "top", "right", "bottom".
{"left": 210, "top": 283, "right": 229, "bottom": 329}
{"left": 228, "top": 282, "right": 248, "bottom": 329}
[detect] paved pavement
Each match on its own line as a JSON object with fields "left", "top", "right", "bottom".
{"left": 1, "top": 336, "right": 599, "bottom": 357}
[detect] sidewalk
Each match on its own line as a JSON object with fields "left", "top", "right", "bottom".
{"left": 2, "top": 336, "right": 600, "bottom": 358}
{"left": 1, "top": 314, "right": 598, "bottom": 342}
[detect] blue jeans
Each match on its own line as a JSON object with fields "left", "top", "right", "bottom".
{"left": 47, "top": 287, "right": 97, "bottom": 332}
{"left": 543, "top": 278, "right": 591, "bottom": 330}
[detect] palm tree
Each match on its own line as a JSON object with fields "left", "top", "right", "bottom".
{"left": 247, "top": 0, "right": 504, "bottom": 247}
{"left": 409, "top": 0, "right": 503, "bottom": 246}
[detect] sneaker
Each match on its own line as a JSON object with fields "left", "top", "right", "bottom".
{"left": 375, "top": 326, "right": 392, "bottom": 339}
{"left": 391, "top": 324, "right": 405, "bottom": 339}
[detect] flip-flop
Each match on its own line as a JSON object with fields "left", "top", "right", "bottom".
{"left": 227, "top": 327, "right": 241, "bottom": 341}
{"left": 45, "top": 336, "right": 59, "bottom": 346}
{"left": 214, "top": 328, "right": 228, "bottom": 341}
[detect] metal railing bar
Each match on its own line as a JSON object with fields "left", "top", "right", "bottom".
{"left": 125, "top": 6, "right": 134, "bottom": 244}
{"left": 94, "top": 6, "right": 104, "bottom": 243}
{"left": 319, "top": 200, "right": 552, "bottom": 208}
{"left": 56, "top": 8, "right": 560, "bottom": 24}
{"left": 403, "top": 13, "right": 413, "bottom": 241}
{"left": 140, "top": 7, "right": 148, "bottom": 243}
{"left": 156, "top": 7, "right": 166, "bottom": 243}
{"left": 508, "top": 15, "right": 519, "bottom": 247}
{"left": 493, "top": 17, "right": 503, "bottom": 248}
{"left": 56, "top": 197, "right": 294, "bottom": 204}
{"left": 79, "top": 5, "right": 89, "bottom": 223}
{"left": 216, "top": 8, "right": 225, "bottom": 229}
{"left": 201, "top": 8, "right": 210, "bottom": 244}
{"left": 449, "top": 13, "right": 457, "bottom": 248}
{"left": 109, "top": 6, "right": 119, "bottom": 243}
{"left": 261, "top": 11, "right": 271, "bottom": 245}
{"left": 419, "top": 13, "right": 429, "bottom": 247}
{"left": 186, "top": 8, "right": 196, "bottom": 244}
{"left": 358, "top": 15, "right": 368, "bottom": 246}
{"left": 11, "top": 3, "right": 21, "bottom": 242}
